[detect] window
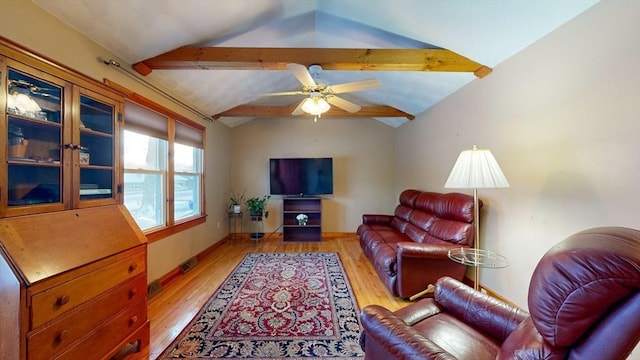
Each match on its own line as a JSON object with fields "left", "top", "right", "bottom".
{"left": 123, "top": 100, "right": 205, "bottom": 237}
{"left": 174, "top": 142, "right": 202, "bottom": 221}
{"left": 123, "top": 131, "right": 167, "bottom": 229}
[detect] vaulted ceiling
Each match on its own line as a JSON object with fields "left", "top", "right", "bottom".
{"left": 33, "top": 0, "right": 597, "bottom": 127}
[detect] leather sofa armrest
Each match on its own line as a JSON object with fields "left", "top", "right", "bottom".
{"left": 362, "top": 214, "right": 394, "bottom": 226}
{"left": 397, "top": 241, "right": 459, "bottom": 259}
{"left": 395, "top": 242, "right": 468, "bottom": 298}
{"left": 360, "top": 304, "right": 458, "bottom": 360}
{"left": 435, "top": 277, "right": 529, "bottom": 342}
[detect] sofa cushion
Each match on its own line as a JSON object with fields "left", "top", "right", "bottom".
{"left": 399, "top": 189, "right": 421, "bottom": 207}
{"left": 426, "top": 218, "right": 473, "bottom": 246}
{"left": 411, "top": 312, "right": 501, "bottom": 359}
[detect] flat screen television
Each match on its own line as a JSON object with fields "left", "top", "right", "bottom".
{"left": 269, "top": 158, "right": 333, "bottom": 196}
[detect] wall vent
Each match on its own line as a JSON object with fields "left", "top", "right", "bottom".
{"left": 180, "top": 256, "right": 199, "bottom": 273}
{"left": 147, "top": 279, "right": 163, "bottom": 298}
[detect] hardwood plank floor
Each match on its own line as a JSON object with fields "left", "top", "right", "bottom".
{"left": 122, "top": 234, "right": 412, "bottom": 359}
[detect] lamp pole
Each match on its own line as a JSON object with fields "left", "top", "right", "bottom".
{"left": 473, "top": 187, "right": 480, "bottom": 291}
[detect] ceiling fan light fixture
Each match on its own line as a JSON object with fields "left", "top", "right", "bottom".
{"left": 301, "top": 95, "right": 330, "bottom": 116}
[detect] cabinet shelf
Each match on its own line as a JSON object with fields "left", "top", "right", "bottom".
{"left": 80, "top": 164, "right": 113, "bottom": 170}
{"left": 80, "top": 127, "right": 114, "bottom": 137}
{"left": 282, "top": 197, "right": 322, "bottom": 242}
{"left": 8, "top": 114, "right": 62, "bottom": 127}
{"left": 8, "top": 158, "right": 61, "bottom": 166}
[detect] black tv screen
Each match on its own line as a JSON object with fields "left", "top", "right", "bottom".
{"left": 270, "top": 158, "right": 333, "bottom": 196}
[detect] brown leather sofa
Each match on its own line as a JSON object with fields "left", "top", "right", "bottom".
{"left": 357, "top": 189, "right": 478, "bottom": 298}
{"left": 360, "top": 226, "right": 640, "bottom": 360}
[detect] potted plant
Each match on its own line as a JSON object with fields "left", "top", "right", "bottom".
{"left": 245, "top": 194, "right": 270, "bottom": 219}
{"left": 229, "top": 188, "right": 246, "bottom": 213}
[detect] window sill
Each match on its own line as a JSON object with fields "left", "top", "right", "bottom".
{"left": 144, "top": 215, "right": 207, "bottom": 243}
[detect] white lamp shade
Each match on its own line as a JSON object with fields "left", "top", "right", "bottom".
{"left": 444, "top": 145, "right": 509, "bottom": 189}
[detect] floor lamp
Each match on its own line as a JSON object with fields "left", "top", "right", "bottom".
{"left": 444, "top": 145, "right": 509, "bottom": 291}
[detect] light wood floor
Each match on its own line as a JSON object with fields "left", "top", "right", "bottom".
{"left": 123, "top": 234, "right": 412, "bottom": 359}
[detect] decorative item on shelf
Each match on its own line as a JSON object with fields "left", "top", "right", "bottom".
{"left": 79, "top": 147, "right": 90, "bottom": 165}
{"left": 296, "top": 213, "right": 308, "bottom": 226}
{"left": 8, "top": 126, "right": 29, "bottom": 158}
{"left": 7, "top": 89, "right": 46, "bottom": 120}
{"left": 245, "top": 194, "right": 270, "bottom": 220}
{"left": 444, "top": 145, "right": 510, "bottom": 291}
{"left": 229, "top": 187, "right": 246, "bottom": 214}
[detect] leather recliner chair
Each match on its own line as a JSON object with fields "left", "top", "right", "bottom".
{"left": 360, "top": 227, "right": 640, "bottom": 359}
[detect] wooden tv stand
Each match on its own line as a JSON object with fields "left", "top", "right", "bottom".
{"left": 282, "top": 197, "right": 322, "bottom": 241}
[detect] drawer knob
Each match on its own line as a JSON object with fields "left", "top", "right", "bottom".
{"left": 56, "top": 294, "right": 70, "bottom": 306}
{"left": 129, "top": 288, "right": 138, "bottom": 299}
{"left": 129, "top": 315, "right": 138, "bottom": 326}
{"left": 56, "top": 329, "right": 69, "bottom": 342}
{"left": 128, "top": 263, "right": 138, "bottom": 273}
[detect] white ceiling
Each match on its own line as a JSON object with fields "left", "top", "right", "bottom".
{"left": 33, "top": 0, "right": 598, "bottom": 128}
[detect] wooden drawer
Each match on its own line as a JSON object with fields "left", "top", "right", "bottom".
{"left": 56, "top": 297, "right": 147, "bottom": 360}
{"left": 27, "top": 274, "right": 147, "bottom": 360}
{"left": 30, "top": 249, "right": 146, "bottom": 329}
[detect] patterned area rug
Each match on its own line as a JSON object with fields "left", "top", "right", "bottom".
{"left": 158, "top": 252, "right": 364, "bottom": 359}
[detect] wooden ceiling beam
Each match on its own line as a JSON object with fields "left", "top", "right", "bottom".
{"left": 212, "top": 104, "right": 415, "bottom": 120}
{"left": 133, "top": 47, "right": 491, "bottom": 78}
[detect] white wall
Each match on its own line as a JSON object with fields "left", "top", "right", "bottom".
{"left": 397, "top": 2, "right": 640, "bottom": 355}
{"left": 1, "top": 0, "right": 232, "bottom": 282}
{"left": 231, "top": 116, "right": 397, "bottom": 233}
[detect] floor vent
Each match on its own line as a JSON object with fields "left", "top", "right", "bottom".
{"left": 147, "top": 279, "right": 163, "bottom": 298}
{"left": 180, "top": 256, "right": 199, "bottom": 273}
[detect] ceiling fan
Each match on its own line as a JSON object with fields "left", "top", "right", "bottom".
{"left": 263, "top": 63, "right": 381, "bottom": 119}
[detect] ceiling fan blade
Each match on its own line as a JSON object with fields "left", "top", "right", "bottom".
{"left": 326, "top": 95, "right": 361, "bottom": 113}
{"left": 287, "top": 63, "right": 316, "bottom": 87}
{"left": 291, "top": 99, "right": 306, "bottom": 115}
{"left": 328, "top": 79, "right": 381, "bottom": 94}
{"left": 261, "top": 91, "right": 302, "bottom": 96}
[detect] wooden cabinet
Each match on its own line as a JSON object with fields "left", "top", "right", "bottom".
{"left": 282, "top": 197, "right": 322, "bottom": 241}
{"left": 1, "top": 37, "right": 123, "bottom": 218}
{"left": 0, "top": 37, "right": 146, "bottom": 360}
{"left": 0, "top": 205, "right": 149, "bottom": 360}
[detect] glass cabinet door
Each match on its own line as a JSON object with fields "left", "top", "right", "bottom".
{"left": 76, "top": 89, "right": 119, "bottom": 206}
{"left": 5, "top": 66, "right": 66, "bottom": 211}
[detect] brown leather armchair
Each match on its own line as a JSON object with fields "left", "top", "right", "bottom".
{"left": 360, "top": 227, "right": 640, "bottom": 359}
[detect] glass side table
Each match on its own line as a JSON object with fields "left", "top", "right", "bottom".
{"left": 448, "top": 248, "right": 509, "bottom": 268}
{"left": 228, "top": 212, "right": 243, "bottom": 243}
{"left": 448, "top": 247, "right": 509, "bottom": 291}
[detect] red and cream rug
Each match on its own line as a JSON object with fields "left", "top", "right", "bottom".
{"left": 158, "top": 252, "right": 364, "bottom": 359}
